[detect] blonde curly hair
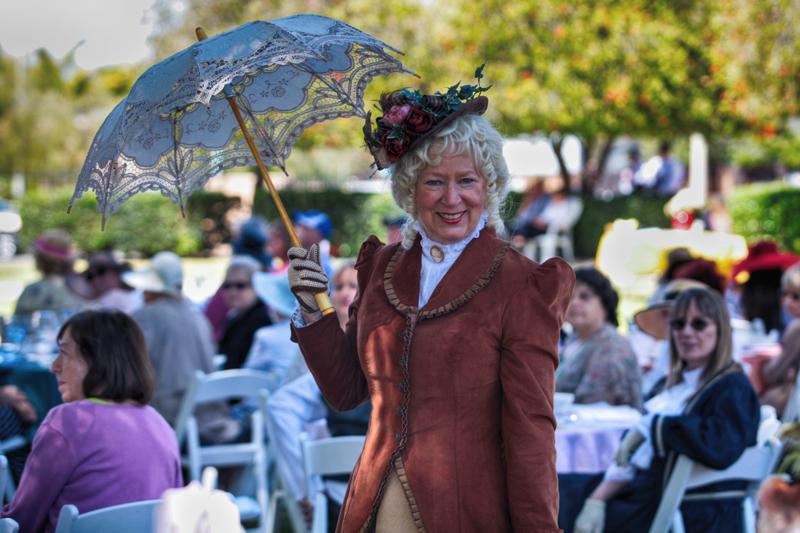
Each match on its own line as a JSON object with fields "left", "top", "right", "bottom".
{"left": 389, "top": 114, "right": 510, "bottom": 249}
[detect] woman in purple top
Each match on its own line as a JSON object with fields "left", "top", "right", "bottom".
{"left": 1, "top": 309, "right": 183, "bottom": 533}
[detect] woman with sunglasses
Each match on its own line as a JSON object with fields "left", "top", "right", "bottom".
{"left": 760, "top": 264, "right": 800, "bottom": 415}
{"left": 217, "top": 256, "right": 272, "bottom": 370}
{"left": 557, "top": 267, "right": 642, "bottom": 408}
{"left": 567, "top": 287, "right": 760, "bottom": 533}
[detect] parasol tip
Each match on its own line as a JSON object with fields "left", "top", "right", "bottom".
{"left": 100, "top": 217, "right": 107, "bottom": 232}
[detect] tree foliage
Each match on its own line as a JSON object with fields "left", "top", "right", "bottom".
{"left": 0, "top": 46, "right": 141, "bottom": 192}
{"left": 2, "top": 0, "right": 799, "bottom": 198}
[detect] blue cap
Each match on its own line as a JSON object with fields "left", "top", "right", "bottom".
{"left": 293, "top": 210, "right": 333, "bottom": 240}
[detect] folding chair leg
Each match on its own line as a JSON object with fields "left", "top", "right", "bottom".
{"left": 743, "top": 496, "right": 756, "bottom": 533}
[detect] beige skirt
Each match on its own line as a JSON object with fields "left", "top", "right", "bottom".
{"left": 375, "top": 469, "right": 417, "bottom": 532}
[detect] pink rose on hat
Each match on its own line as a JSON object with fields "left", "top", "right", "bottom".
{"left": 382, "top": 104, "right": 411, "bottom": 126}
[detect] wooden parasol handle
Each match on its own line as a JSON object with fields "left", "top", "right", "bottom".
{"left": 196, "top": 26, "right": 334, "bottom": 316}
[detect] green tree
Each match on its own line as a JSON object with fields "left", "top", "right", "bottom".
{"left": 442, "top": 0, "right": 799, "bottom": 186}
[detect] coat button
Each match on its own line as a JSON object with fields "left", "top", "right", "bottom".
{"left": 396, "top": 407, "right": 403, "bottom": 417}
{"left": 395, "top": 432, "right": 402, "bottom": 441}
{"left": 399, "top": 383, "right": 407, "bottom": 392}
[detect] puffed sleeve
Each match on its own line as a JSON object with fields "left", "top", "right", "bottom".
{"left": 291, "top": 236, "right": 384, "bottom": 411}
{"left": 1, "top": 408, "right": 77, "bottom": 532}
{"left": 500, "top": 256, "right": 575, "bottom": 532}
{"left": 651, "top": 372, "right": 760, "bottom": 469}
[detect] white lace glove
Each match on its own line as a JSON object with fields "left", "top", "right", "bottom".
{"left": 574, "top": 498, "right": 606, "bottom": 533}
{"left": 287, "top": 243, "right": 328, "bottom": 313}
{"left": 614, "top": 428, "right": 646, "bottom": 467}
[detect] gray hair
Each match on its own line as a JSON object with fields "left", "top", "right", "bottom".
{"left": 783, "top": 264, "right": 800, "bottom": 291}
{"left": 226, "top": 255, "right": 261, "bottom": 279}
{"left": 389, "top": 114, "right": 510, "bottom": 249}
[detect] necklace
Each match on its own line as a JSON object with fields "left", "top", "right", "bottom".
{"left": 430, "top": 245, "right": 444, "bottom": 263}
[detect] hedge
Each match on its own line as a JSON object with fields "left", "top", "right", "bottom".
{"left": 254, "top": 188, "right": 670, "bottom": 259}
{"left": 571, "top": 194, "right": 671, "bottom": 258}
{"left": 729, "top": 182, "right": 800, "bottom": 252}
{"left": 17, "top": 186, "right": 671, "bottom": 259}
{"left": 253, "top": 187, "right": 404, "bottom": 257}
{"left": 18, "top": 189, "right": 220, "bottom": 256}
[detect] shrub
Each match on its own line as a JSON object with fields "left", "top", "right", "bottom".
{"left": 729, "top": 182, "right": 800, "bottom": 251}
{"left": 572, "top": 194, "right": 671, "bottom": 258}
{"left": 19, "top": 189, "right": 204, "bottom": 256}
{"left": 253, "top": 187, "right": 404, "bottom": 256}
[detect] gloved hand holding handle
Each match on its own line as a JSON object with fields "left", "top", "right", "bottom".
{"left": 288, "top": 244, "right": 329, "bottom": 316}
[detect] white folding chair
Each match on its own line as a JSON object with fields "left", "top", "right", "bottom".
{"left": 648, "top": 437, "right": 783, "bottom": 533}
{"left": 0, "top": 455, "right": 7, "bottom": 506}
{"left": 173, "top": 370, "right": 272, "bottom": 533}
{"left": 782, "top": 370, "right": 800, "bottom": 421}
{"left": 262, "top": 411, "right": 306, "bottom": 533}
{"left": 301, "top": 434, "right": 365, "bottom": 533}
{"left": 54, "top": 499, "right": 160, "bottom": 533}
{"left": 0, "top": 436, "right": 26, "bottom": 502}
{"left": 0, "top": 517, "right": 18, "bottom": 533}
{"left": 523, "top": 197, "right": 583, "bottom": 262}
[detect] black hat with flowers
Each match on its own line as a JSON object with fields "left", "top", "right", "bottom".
{"left": 363, "top": 65, "right": 491, "bottom": 169}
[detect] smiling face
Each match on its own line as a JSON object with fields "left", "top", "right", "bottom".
{"left": 52, "top": 328, "right": 89, "bottom": 403}
{"left": 414, "top": 150, "right": 487, "bottom": 244}
{"left": 671, "top": 300, "right": 719, "bottom": 370}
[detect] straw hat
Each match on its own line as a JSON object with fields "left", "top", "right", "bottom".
{"left": 634, "top": 279, "right": 708, "bottom": 339}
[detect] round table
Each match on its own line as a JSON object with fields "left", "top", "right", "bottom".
{"left": 556, "top": 403, "right": 641, "bottom": 474}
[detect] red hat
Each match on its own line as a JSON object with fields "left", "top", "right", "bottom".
{"left": 732, "top": 240, "right": 800, "bottom": 281}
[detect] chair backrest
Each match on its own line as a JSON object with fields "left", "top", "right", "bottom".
{"left": 300, "top": 434, "right": 365, "bottom": 500}
{"left": 648, "top": 439, "right": 783, "bottom": 533}
{"left": 684, "top": 441, "right": 783, "bottom": 489}
{"left": 782, "top": 370, "right": 800, "bottom": 421}
{"left": 0, "top": 437, "right": 25, "bottom": 503}
{"left": 54, "top": 499, "right": 160, "bottom": 533}
{"left": 0, "top": 517, "right": 19, "bottom": 533}
{"left": 173, "top": 369, "right": 274, "bottom": 443}
{"left": 0, "top": 455, "right": 7, "bottom": 505}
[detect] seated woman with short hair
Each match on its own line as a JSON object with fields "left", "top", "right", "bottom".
{"left": 557, "top": 267, "right": 642, "bottom": 409}
{"left": 562, "top": 287, "right": 761, "bottom": 533}
{"left": 1, "top": 309, "right": 183, "bottom": 533}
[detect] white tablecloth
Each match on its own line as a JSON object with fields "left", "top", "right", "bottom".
{"left": 556, "top": 403, "right": 642, "bottom": 474}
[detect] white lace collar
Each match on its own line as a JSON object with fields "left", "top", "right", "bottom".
{"left": 412, "top": 213, "right": 488, "bottom": 263}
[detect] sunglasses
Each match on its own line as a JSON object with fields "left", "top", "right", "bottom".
{"left": 670, "top": 318, "right": 712, "bottom": 332}
{"left": 222, "top": 281, "right": 251, "bottom": 291}
{"left": 782, "top": 290, "right": 800, "bottom": 302}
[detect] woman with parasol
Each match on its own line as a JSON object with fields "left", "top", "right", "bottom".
{"left": 287, "top": 70, "right": 575, "bottom": 533}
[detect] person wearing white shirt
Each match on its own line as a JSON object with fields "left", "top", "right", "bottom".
{"left": 567, "top": 287, "right": 760, "bottom": 533}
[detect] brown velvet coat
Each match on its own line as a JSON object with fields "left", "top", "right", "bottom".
{"left": 293, "top": 229, "right": 574, "bottom": 532}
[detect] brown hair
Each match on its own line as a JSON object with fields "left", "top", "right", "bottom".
{"left": 57, "top": 309, "right": 154, "bottom": 404}
{"left": 667, "top": 287, "right": 735, "bottom": 388}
